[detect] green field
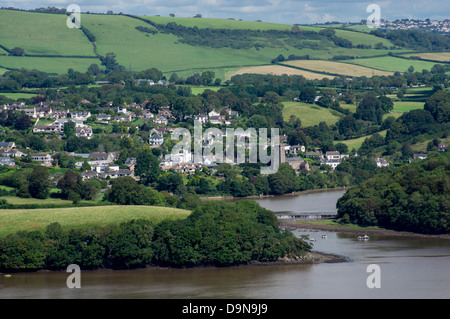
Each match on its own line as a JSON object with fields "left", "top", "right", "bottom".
{"left": 0, "top": 205, "right": 191, "bottom": 237}
{"left": 142, "top": 16, "right": 297, "bottom": 31}
{"left": 282, "top": 102, "right": 343, "bottom": 127}
{"left": 0, "top": 55, "right": 100, "bottom": 74}
{"left": 0, "top": 92, "right": 37, "bottom": 100}
{"left": 340, "top": 130, "right": 387, "bottom": 151}
{"left": 392, "top": 101, "right": 424, "bottom": 113}
{"left": 190, "top": 86, "right": 222, "bottom": 95}
{"left": 0, "top": 10, "right": 407, "bottom": 76}
{"left": 346, "top": 56, "right": 445, "bottom": 73}
{"left": 0, "top": 10, "right": 95, "bottom": 56}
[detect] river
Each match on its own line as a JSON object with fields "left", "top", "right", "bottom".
{"left": 1, "top": 189, "right": 449, "bottom": 299}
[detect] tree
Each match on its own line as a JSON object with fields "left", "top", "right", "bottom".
{"left": 64, "top": 120, "right": 76, "bottom": 138}
{"left": 299, "top": 86, "right": 316, "bottom": 103}
{"left": 201, "top": 71, "right": 215, "bottom": 86}
{"left": 356, "top": 93, "right": 383, "bottom": 124}
{"left": 103, "top": 176, "right": 165, "bottom": 206}
{"left": 28, "top": 166, "right": 51, "bottom": 199}
{"left": 136, "top": 148, "right": 160, "bottom": 185}
{"left": 424, "top": 90, "right": 450, "bottom": 123}
{"left": 10, "top": 47, "right": 25, "bottom": 56}
{"left": 57, "top": 171, "right": 84, "bottom": 200}
{"left": 147, "top": 94, "right": 169, "bottom": 113}
{"left": 81, "top": 161, "right": 91, "bottom": 171}
{"left": 378, "top": 95, "right": 394, "bottom": 113}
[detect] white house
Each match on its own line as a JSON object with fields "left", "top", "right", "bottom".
{"left": 375, "top": 157, "right": 389, "bottom": 167}
{"left": 149, "top": 132, "right": 164, "bottom": 146}
{"left": 31, "top": 153, "right": 53, "bottom": 166}
{"left": 161, "top": 149, "right": 192, "bottom": 166}
{"left": 70, "top": 111, "right": 91, "bottom": 121}
{"left": 76, "top": 126, "right": 93, "bottom": 139}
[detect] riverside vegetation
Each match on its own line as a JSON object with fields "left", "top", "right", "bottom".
{"left": 0, "top": 200, "right": 311, "bottom": 271}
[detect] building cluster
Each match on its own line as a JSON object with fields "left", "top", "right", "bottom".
{"left": 379, "top": 18, "right": 450, "bottom": 34}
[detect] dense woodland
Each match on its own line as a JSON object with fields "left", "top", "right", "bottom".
{"left": 337, "top": 151, "right": 450, "bottom": 234}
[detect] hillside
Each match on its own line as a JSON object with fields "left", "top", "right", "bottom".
{"left": 0, "top": 9, "right": 435, "bottom": 79}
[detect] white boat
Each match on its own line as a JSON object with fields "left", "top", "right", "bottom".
{"left": 357, "top": 235, "right": 370, "bottom": 240}
{"left": 322, "top": 234, "right": 327, "bottom": 239}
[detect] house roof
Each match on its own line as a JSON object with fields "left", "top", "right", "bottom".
{"left": 286, "top": 157, "right": 303, "bottom": 162}
{"left": 88, "top": 152, "right": 109, "bottom": 160}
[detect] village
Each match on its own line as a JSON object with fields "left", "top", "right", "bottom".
{"left": 2, "top": 93, "right": 446, "bottom": 181}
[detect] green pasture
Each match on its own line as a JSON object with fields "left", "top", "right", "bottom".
{"left": 339, "top": 130, "right": 387, "bottom": 151}
{"left": 0, "top": 10, "right": 94, "bottom": 56}
{"left": 282, "top": 101, "right": 343, "bottom": 127}
{"left": 0, "top": 92, "right": 37, "bottom": 100}
{"left": 0, "top": 55, "right": 100, "bottom": 74}
{"left": 0, "top": 205, "right": 191, "bottom": 237}
{"left": 142, "top": 16, "right": 298, "bottom": 31}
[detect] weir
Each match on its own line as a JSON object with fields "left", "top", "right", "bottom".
{"left": 276, "top": 213, "right": 336, "bottom": 220}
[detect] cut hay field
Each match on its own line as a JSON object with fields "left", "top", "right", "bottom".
{"left": 281, "top": 60, "right": 394, "bottom": 77}
{"left": 346, "top": 56, "right": 445, "bottom": 73}
{"left": 0, "top": 205, "right": 191, "bottom": 237}
{"left": 282, "top": 102, "right": 343, "bottom": 127}
{"left": 229, "top": 65, "right": 334, "bottom": 80}
{"left": 400, "top": 52, "right": 450, "bottom": 62}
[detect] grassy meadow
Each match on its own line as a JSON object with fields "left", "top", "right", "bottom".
{"left": 0, "top": 205, "right": 191, "bottom": 237}
{"left": 282, "top": 101, "right": 343, "bottom": 127}
{"left": 0, "top": 10, "right": 407, "bottom": 77}
{"left": 0, "top": 55, "right": 100, "bottom": 74}
{"left": 0, "top": 10, "right": 95, "bottom": 56}
{"left": 339, "top": 130, "right": 388, "bottom": 152}
{"left": 142, "top": 16, "right": 297, "bottom": 31}
{"left": 0, "top": 92, "right": 38, "bottom": 100}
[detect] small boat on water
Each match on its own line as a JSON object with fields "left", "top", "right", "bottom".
{"left": 309, "top": 238, "right": 316, "bottom": 242}
{"left": 322, "top": 234, "right": 327, "bottom": 239}
{"left": 357, "top": 235, "right": 370, "bottom": 240}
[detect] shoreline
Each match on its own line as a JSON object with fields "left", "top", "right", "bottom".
{"left": 280, "top": 221, "right": 450, "bottom": 239}
{"left": 0, "top": 251, "right": 348, "bottom": 275}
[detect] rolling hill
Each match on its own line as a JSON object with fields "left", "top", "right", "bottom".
{"left": 0, "top": 9, "right": 447, "bottom": 80}
{"left": 0, "top": 10, "right": 400, "bottom": 77}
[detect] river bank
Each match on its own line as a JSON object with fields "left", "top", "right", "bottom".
{"left": 280, "top": 221, "right": 450, "bottom": 239}
{"left": 200, "top": 186, "right": 353, "bottom": 201}
{"left": 0, "top": 251, "right": 347, "bottom": 275}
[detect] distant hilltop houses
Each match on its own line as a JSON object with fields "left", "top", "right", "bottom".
{"left": 378, "top": 18, "right": 450, "bottom": 34}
